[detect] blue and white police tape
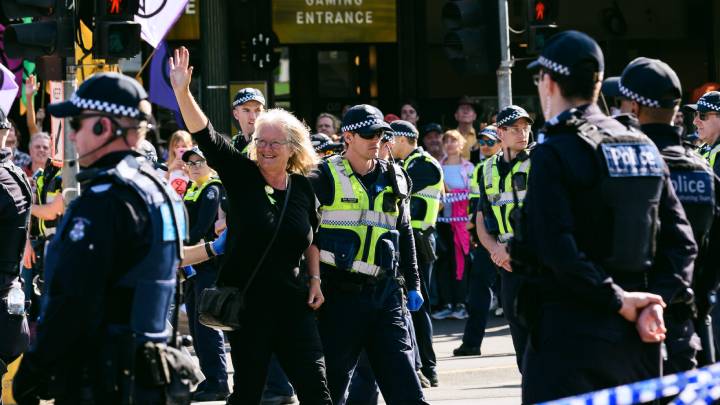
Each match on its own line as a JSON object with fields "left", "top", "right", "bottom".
{"left": 437, "top": 216, "right": 470, "bottom": 223}
{"left": 672, "top": 376, "right": 720, "bottom": 405}
{"left": 539, "top": 362, "right": 720, "bottom": 405}
{"left": 442, "top": 192, "right": 469, "bottom": 204}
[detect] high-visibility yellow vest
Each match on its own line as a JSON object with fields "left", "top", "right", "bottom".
{"left": 183, "top": 177, "right": 223, "bottom": 203}
{"left": 481, "top": 153, "right": 530, "bottom": 242}
{"left": 318, "top": 155, "right": 400, "bottom": 277}
{"left": 702, "top": 142, "right": 720, "bottom": 169}
{"left": 37, "top": 168, "right": 62, "bottom": 237}
{"left": 402, "top": 149, "right": 443, "bottom": 230}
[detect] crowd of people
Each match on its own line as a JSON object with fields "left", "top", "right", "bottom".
{"left": 1, "top": 28, "right": 720, "bottom": 405}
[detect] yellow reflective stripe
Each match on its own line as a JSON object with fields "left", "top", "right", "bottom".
{"left": 320, "top": 209, "right": 398, "bottom": 230}
{"left": 709, "top": 144, "right": 720, "bottom": 168}
{"left": 329, "top": 155, "right": 355, "bottom": 200}
{"left": 319, "top": 250, "right": 382, "bottom": 277}
{"left": 183, "top": 178, "right": 222, "bottom": 202}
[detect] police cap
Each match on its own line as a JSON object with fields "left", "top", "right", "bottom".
{"left": 181, "top": 146, "right": 206, "bottom": 162}
{"left": 527, "top": 30, "right": 605, "bottom": 77}
{"left": 496, "top": 105, "right": 534, "bottom": 127}
{"left": 601, "top": 76, "right": 621, "bottom": 98}
{"left": 618, "top": 57, "right": 682, "bottom": 108}
{"left": 421, "top": 123, "right": 443, "bottom": 136}
{"left": 389, "top": 120, "right": 419, "bottom": 139}
{"left": 478, "top": 125, "right": 498, "bottom": 141}
{"left": 232, "top": 88, "right": 266, "bottom": 108}
{"left": 340, "top": 104, "right": 392, "bottom": 135}
{"left": 47, "top": 72, "right": 148, "bottom": 119}
{"left": 687, "top": 91, "right": 720, "bottom": 113}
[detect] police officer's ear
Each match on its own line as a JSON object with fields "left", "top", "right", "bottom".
{"left": 630, "top": 100, "right": 641, "bottom": 117}
{"left": 343, "top": 131, "right": 354, "bottom": 144}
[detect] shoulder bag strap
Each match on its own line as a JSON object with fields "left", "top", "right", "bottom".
{"left": 239, "top": 176, "right": 293, "bottom": 298}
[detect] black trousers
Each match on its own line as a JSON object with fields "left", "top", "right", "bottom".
{"left": 522, "top": 303, "right": 661, "bottom": 404}
{"left": 226, "top": 303, "right": 332, "bottom": 405}
{"left": 411, "top": 254, "right": 437, "bottom": 376}
{"left": 500, "top": 270, "right": 528, "bottom": 372}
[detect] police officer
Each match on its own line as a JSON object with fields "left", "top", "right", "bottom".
{"left": 617, "top": 57, "right": 720, "bottom": 371}
{"left": 461, "top": 106, "right": 532, "bottom": 368}
{"left": 308, "top": 105, "right": 429, "bottom": 404}
{"left": 231, "top": 87, "right": 265, "bottom": 153}
{"left": 690, "top": 91, "right": 720, "bottom": 177}
{"left": 519, "top": 31, "right": 697, "bottom": 402}
{"left": 13, "top": 73, "right": 193, "bottom": 404}
{"left": 389, "top": 119, "right": 444, "bottom": 386}
{"left": 0, "top": 110, "right": 32, "bottom": 404}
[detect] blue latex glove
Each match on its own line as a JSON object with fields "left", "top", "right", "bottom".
{"left": 407, "top": 290, "right": 424, "bottom": 312}
{"left": 211, "top": 229, "right": 227, "bottom": 255}
{"left": 181, "top": 266, "right": 196, "bottom": 279}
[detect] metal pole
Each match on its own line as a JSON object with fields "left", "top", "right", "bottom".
{"left": 62, "top": 57, "right": 79, "bottom": 205}
{"left": 497, "top": 0, "right": 513, "bottom": 110}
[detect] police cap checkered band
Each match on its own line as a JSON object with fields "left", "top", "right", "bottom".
{"left": 392, "top": 131, "right": 418, "bottom": 138}
{"left": 698, "top": 99, "right": 720, "bottom": 112}
{"left": 497, "top": 112, "right": 523, "bottom": 127}
{"left": 232, "top": 89, "right": 266, "bottom": 107}
{"left": 70, "top": 94, "right": 141, "bottom": 118}
{"left": 618, "top": 82, "right": 661, "bottom": 108}
{"left": 341, "top": 118, "right": 385, "bottom": 133}
{"left": 537, "top": 56, "right": 571, "bottom": 76}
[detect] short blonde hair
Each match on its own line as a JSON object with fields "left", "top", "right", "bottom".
{"left": 249, "top": 108, "right": 319, "bottom": 175}
{"left": 442, "top": 129, "right": 465, "bottom": 150}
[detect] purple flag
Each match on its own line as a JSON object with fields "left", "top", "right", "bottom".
{"left": 149, "top": 41, "right": 179, "bottom": 112}
{"left": 135, "top": 0, "right": 188, "bottom": 48}
{"left": 0, "top": 62, "right": 19, "bottom": 115}
{"left": 0, "top": 24, "right": 25, "bottom": 97}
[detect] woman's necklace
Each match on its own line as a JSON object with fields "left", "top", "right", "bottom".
{"left": 264, "top": 173, "right": 289, "bottom": 205}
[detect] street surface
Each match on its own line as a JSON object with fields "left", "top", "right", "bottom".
{"left": 189, "top": 316, "right": 522, "bottom": 404}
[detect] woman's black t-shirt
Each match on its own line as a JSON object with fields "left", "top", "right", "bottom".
{"left": 192, "top": 123, "right": 319, "bottom": 308}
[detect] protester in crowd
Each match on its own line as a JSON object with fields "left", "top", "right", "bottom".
{"left": 5, "top": 119, "right": 31, "bottom": 168}
{"left": 433, "top": 129, "right": 472, "bottom": 320}
{"left": 455, "top": 96, "right": 478, "bottom": 163}
{"left": 401, "top": 101, "right": 420, "bottom": 127}
{"left": 23, "top": 132, "right": 50, "bottom": 178}
{"left": 25, "top": 75, "right": 46, "bottom": 138}
{"left": 316, "top": 112, "right": 341, "bottom": 142}
{"left": 420, "top": 123, "right": 445, "bottom": 162}
{"left": 165, "top": 130, "right": 193, "bottom": 196}
{"left": 180, "top": 146, "right": 230, "bottom": 401}
{"left": 170, "top": 46, "right": 332, "bottom": 404}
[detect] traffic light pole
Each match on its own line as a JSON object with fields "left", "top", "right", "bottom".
{"left": 496, "top": 0, "right": 513, "bottom": 109}
{"left": 62, "top": 57, "right": 79, "bottom": 206}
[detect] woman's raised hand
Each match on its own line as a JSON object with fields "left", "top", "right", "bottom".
{"left": 168, "top": 46, "right": 194, "bottom": 92}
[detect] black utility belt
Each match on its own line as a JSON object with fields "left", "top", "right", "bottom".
{"left": 322, "top": 271, "right": 388, "bottom": 293}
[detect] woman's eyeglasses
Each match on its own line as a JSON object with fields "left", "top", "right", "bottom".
{"left": 186, "top": 160, "right": 206, "bottom": 168}
{"left": 255, "top": 139, "right": 290, "bottom": 150}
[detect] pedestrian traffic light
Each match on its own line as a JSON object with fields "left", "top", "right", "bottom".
{"left": 442, "top": 0, "right": 500, "bottom": 75}
{"left": 526, "top": 0, "right": 558, "bottom": 54}
{"left": 1, "top": 0, "right": 75, "bottom": 58}
{"left": 93, "top": 0, "right": 141, "bottom": 59}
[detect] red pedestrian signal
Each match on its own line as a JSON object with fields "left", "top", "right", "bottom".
{"left": 535, "top": 1, "right": 545, "bottom": 21}
{"left": 109, "top": 0, "right": 121, "bottom": 14}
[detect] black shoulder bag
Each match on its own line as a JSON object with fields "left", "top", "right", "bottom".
{"left": 198, "top": 177, "right": 292, "bottom": 331}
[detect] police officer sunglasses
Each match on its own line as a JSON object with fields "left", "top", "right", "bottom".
{"left": 186, "top": 160, "right": 206, "bottom": 168}
{"left": 356, "top": 130, "right": 385, "bottom": 140}
{"left": 69, "top": 113, "right": 116, "bottom": 131}
{"left": 477, "top": 138, "right": 497, "bottom": 147}
{"left": 695, "top": 111, "right": 720, "bottom": 121}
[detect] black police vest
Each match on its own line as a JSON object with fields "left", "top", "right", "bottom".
{"left": 0, "top": 158, "right": 32, "bottom": 275}
{"left": 47, "top": 155, "right": 187, "bottom": 342}
{"left": 662, "top": 145, "right": 716, "bottom": 246}
{"left": 573, "top": 119, "right": 666, "bottom": 273}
